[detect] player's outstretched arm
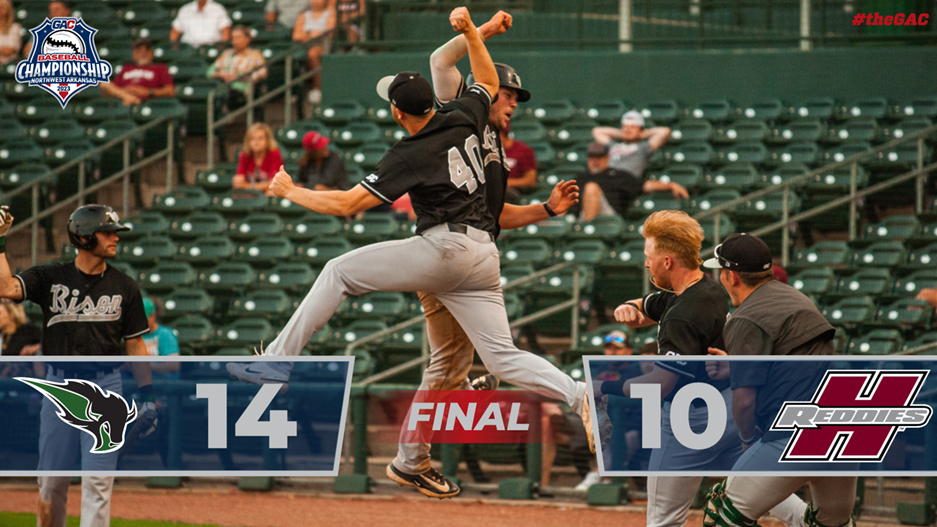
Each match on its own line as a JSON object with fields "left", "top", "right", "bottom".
{"left": 430, "top": 10, "right": 512, "bottom": 104}
{"left": 270, "top": 166, "right": 381, "bottom": 216}
{"left": 598, "top": 365, "right": 680, "bottom": 399}
{"left": 450, "top": 7, "right": 498, "bottom": 100}
{"left": 614, "top": 299, "right": 655, "bottom": 328}
{"left": 0, "top": 207, "right": 23, "bottom": 301}
{"left": 732, "top": 386, "right": 758, "bottom": 445}
{"left": 499, "top": 180, "right": 579, "bottom": 230}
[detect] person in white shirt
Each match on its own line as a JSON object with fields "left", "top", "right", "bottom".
{"left": 170, "top": 0, "right": 231, "bottom": 48}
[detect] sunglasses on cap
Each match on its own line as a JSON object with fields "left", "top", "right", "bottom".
{"left": 604, "top": 335, "right": 626, "bottom": 345}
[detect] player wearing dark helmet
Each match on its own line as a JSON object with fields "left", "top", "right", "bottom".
{"left": 0, "top": 204, "right": 153, "bottom": 527}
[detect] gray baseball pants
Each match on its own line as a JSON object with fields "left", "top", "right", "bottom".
{"left": 264, "top": 223, "right": 586, "bottom": 474}
{"left": 37, "top": 370, "right": 120, "bottom": 527}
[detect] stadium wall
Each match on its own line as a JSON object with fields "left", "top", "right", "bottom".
{"left": 322, "top": 46, "right": 937, "bottom": 108}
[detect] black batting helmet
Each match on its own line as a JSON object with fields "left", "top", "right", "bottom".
{"left": 67, "top": 205, "right": 130, "bottom": 251}
{"left": 467, "top": 63, "right": 531, "bottom": 103}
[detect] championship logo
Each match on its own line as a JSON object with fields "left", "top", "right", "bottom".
{"left": 770, "top": 370, "right": 932, "bottom": 462}
{"left": 16, "top": 377, "right": 138, "bottom": 454}
{"left": 14, "top": 17, "right": 111, "bottom": 108}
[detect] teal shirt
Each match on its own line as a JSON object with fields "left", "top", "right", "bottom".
{"left": 142, "top": 325, "right": 180, "bottom": 380}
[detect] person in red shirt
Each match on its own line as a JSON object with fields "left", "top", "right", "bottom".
{"left": 100, "top": 38, "right": 175, "bottom": 106}
{"left": 233, "top": 123, "right": 283, "bottom": 195}
{"left": 500, "top": 122, "right": 538, "bottom": 193}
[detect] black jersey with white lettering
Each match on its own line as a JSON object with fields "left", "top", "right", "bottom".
{"left": 16, "top": 262, "right": 149, "bottom": 357}
{"left": 361, "top": 85, "right": 498, "bottom": 235}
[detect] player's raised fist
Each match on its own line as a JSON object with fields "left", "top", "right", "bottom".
{"left": 487, "top": 11, "right": 513, "bottom": 36}
{"left": 614, "top": 302, "right": 646, "bottom": 325}
{"left": 0, "top": 205, "right": 14, "bottom": 237}
{"left": 270, "top": 166, "right": 295, "bottom": 198}
{"left": 450, "top": 7, "right": 475, "bottom": 34}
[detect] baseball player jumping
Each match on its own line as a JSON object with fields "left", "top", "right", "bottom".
{"left": 702, "top": 233, "right": 855, "bottom": 527}
{"left": 0, "top": 205, "right": 154, "bottom": 527}
{"left": 227, "top": 6, "right": 594, "bottom": 498}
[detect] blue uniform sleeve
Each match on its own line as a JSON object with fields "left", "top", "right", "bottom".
{"left": 442, "top": 84, "right": 492, "bottom": 134}
{"left": 360, "top": 150, "right": 420, "bottom": 204}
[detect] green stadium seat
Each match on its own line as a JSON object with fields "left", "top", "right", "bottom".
{"left": 198, "top": 262, "right": 256, "bottom": 292}
{"left": 60, "top": 244, "right": 79, "bottom": 262}
{"left": 215, "top": 318, "right": 274, "bottom": 346}
{"left": 530, "top": 264, "right": 593, "bottom": 295}
{"left": 162, "top": 288, "right": 213, "bottom": 320}
{"left": 701, "top": 217, "right": 736, "bottom": 243}
{"left": 804, "top": 165, "right": 869, "bottom": 193}
{"left": 396, "top": 221, "right": 417, "bottom": 239}
{"left": 692, "top": 99, "right": 741, "bottom": 122}
{"left": 717, "top": 142, "right": 767, "bottom": 165}
{"left": 827, "top": 119, "right": 879, "bottom": 144}
{"left": 606, "top": 240, "right": 646, "bottom": 267}
{"left": 121, "top": 211, "right": 170, "bottom": 239}
{"left": 168, "top": 211, "right": 227, "bottom": 240}
{"left": 137, "top": 262, "right": 198, "bottom": 292}
{"left": 919, "top": 222, "right": 937, "bottom": 242}
{"left": 294, "top": 236, "right": 354, "bottom": 265}
{"left": 850, "top": 241, "right": 906, "bottom": 268}
{"left": 315, "top": 100, "right": 366, "bottom": 125}
{"left": 892, "top": 96, "right": 937, "bottom": 119}
{"left": 230, "top": 290, "right": 292, "bottom": 320}
{"left": 789, "top": 268, "right": 837, "bottom": 296}
{"left": 132, "top": 25, "right": 174, "bottom": 43}
{"left": 572, "top": 323, "right": 632, "bottom": 354}
{"left": 117, "top": 2, "right": 169, "bottom": 25}
{"left": 510, "top": 119, "right": 547, "bottom": 143}
{"left": 631, "top": 327, "right": 659, "bottom": 350}
{"left": 177, "top": 236, "right": 237, "bottom": 266}
{"left": 517, "top": 188, "right": 554, "bottom": 206}
{"left": 633, "top": 191, "right": 685, "bottom": 216}
{"left": 228, "top": 3, "right": 266, "bottom": 24}
{"left": 660, "top": 141, "right": 714, "bottom": 165}
{"left": 87, "top": 118, "right": 143, "bottom": 158}
{"left": 538, "top": 164, "right": 584, "bottom": 188}
{"left": 823, "top": 296, "right": 875, "bottom": 325}
{"left": 176, "top": 78, "right": 228, "bottom": 136}
{"left": 151, "top": 44, "right": 196, "bottom": 64}
{"left": 713, "top": 120, "right": 768, "bottom": 144}
{"left": 510, "top": 218, "right": 570, "bottom": 239}
{"left": 640, "top": 100, "right": 685, "bottom": 123}
{"left": 847, "top": 329, "right": 902, "bottom": 355}
{"left": 329, "top": 320, "right": 388, "bottom": 348}
{"left": 28, "top": 118, "right": 85, "bottom": 147}
{"left": 554, "top": 240, "right": 607, "bottom": 264}
{"left": 117, "top": 236, "right": 177, "bottom": 265}
{"left": 702, "top": 163, "right": 758, "bottom": 190}
{"left": 528, "top": 141, "right": 557, "bottom": 168}
{"left": 276, "top": 120, "right": 329, "bottom": 148}
{"left": 647, "top": 164, "right": 703, "bottom": 189}
{"left": 366, "top": 104, "right": 395, "bottom": 125}
{"left": 3, "top": 119, "right": 28, "bottom": 143}
{"left": 548, "top": 118, "right": 598, "bottom": 146}
{"left": 906, "top": 243, "right": 937, "bottom": 269}
{"left": 73, "top": 98, "right": 132, "bottom": 124}
{"left": 769, "top": 119, "right": 825, "bottom": 144}
{"left": 16, "top": 98, "right": 66, "bottom": 124}
{"left": 283, "top": 213, "right": 342, "bottom": 241}
{"left": 881, "top": 117, "right": 933, "bottom": 142}
{"left": 500, "top": 264, "right": 535, "bottom": 289}
{"left": 343, "top": 213, "right": 398, "bottom": 243}
{"left": 0, "top": 97, "right": 14, "bottom": 119}
{"left": 556, "top": 142, "right": 590, "bottom": 164}
{"left": 863, "top": 215, "right": 920, "bottom": 241}
{"left": 130, "top": 97, "right": 188, "bottom": 125}
{"left": 250, "top": 25, "right": 291, "bottom": 45}
{"left": 530, "top": 99, "right": 578, "bottom": 125}
{"left": 502, "top": 239, "right": 552, "bottom": 266}
{"left": 331, "top": 121, "right": 382, "bottom": 147}
{"left": 194, "top": 164, "right": 237, "bottom": 193}
{"left": 738, "top": 189, "right": 801, "bottom": 219}
{"left": 211, "top": 189, "right": 266, "bottom": 214}
{"left": 264, "top": 195, "right": 310, "bottom": 216}
{"left": 870, "top": 142, "right": 933, "bottom": 168}
{"left": 894, "top": 270, "right": 937, "bottom": 297}
{"left": 236, "top": 236, "right": 294, "bottom": 266}
{"left": 688, "top": 189, "right": 741, "bottom": 215}
{"left": 379, "top": 124, "right": 408, "bottom": 145}
{"left": 44, "top": 140, "right": 100, "bottom": 173}
{"left": 876, "top": 298, "right": 933, "bottom": 328}
{"left": 770, "top": 142, "right": 820, "bottom": 165}
{"left": 669, "top": 119, "right": 713, "bottom": 143}
{"left": 839, "top": 97, "right": 889, "bottom": 120}
{"left": 504, "top": 292, "right": 524, "bottom": 319}
{"left": 345, "top": 143, "right": 388, "bottom": 170}
{"left": 900, "top": 333, "right": 937, "bottom": 354}
{"left": 794, "top": 97, "right": 836, "bottom": 120}
{"left": 256, "top": 263, "right": 317, "bottom": 293}
{"left": 793, "top": 241, "right": 850, "bottom": 268}
{"left": 73, "top": 3, "right": 117, "bottom": 19}
{"left": 228, "top": 213, "right": 284, "bottom": 240}
{"left": 0, "top": 162, "right": 48, "bottom": 189}
{"left": 153, "top": 186, "right": 212, "bottom": 215}
{"left": 821, "top": 142, "right": 872, "bottom": 164}
{"left": 166, "top": 59, "right": 210, "bottom": 83}
{"left": 170, "top": 314, "right": 214, "bottom": 349}
{"left": 585, "top": 100, "right": 628, "bottom": 126}
{"left": 3, "top": 80, "right": 32, "bottom": 101}
{"left": 339, "top": 292, "right": 408, "bottom": 321}
{"left": 837, "top": 268, "right": 892, "bottom": 296}
{"left": 347, "top": 164, "right": 367, "bottom": 186}
{"left": 108, "top": 261, "right": 137, "bottom": 278}
{"left": 569, "top": 215, "right": 624, "bottom": 240}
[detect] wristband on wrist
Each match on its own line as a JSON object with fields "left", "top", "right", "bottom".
{"left": 543, "top": 203, "right": 557, "bottom": 217}
{"left": 739, "top": 433, "right": 757, "bottom": 445}
{"left": 624, "top": 301, "right": 642, "bottom": 313}
{"left": 0, "top": 236, "right": 5, "bottom": 253}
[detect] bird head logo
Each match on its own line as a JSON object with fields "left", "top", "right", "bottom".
{"left": 17, "top": 377, "right": 138, "bottom": 454}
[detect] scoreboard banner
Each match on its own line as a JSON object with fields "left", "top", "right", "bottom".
{"left": 0, "top": 357, "right": 352, "bottom": 476}
{"left": 583, "top": 356, "right": 937, "bottom": 476}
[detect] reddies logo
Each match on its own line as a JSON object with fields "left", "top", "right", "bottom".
{"left": 771, "top": 370, "right": 932, "bottom": 462}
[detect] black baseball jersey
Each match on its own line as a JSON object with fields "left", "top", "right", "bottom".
{"left": 643, "top": 276, "right": 731, "bottom": 402}
{"left": 16, "top": 262, "right": 149, "bottom": 358}
{"left": 362, "top": 85, "right": 499, "bottom": 235}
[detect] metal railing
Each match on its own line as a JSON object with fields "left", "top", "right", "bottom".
{"left": 694, "top": 124, "right": 937, "bottom": 266}
{"left": 6, "top": 117, "right": 177, "bottom": 266}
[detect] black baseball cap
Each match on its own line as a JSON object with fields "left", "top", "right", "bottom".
{"left": 376, "top": 72, "right": 434, "bottom": 116}
{"left": 587, "top": 142, "right": 609, "bottom": 157}
{"left": 132, "top": 37, "right": 153, "bottom": 49}
{"left": 703, "top": 233, "right": 773, "bottom": 273}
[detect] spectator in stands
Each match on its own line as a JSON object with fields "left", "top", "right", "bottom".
{"left": 0, "top": 298, "right": 42, "bottom": 379}
{"left": 22, "top": 1, "right": 71, "bottom": 56}
{"left": 265, "top": 0, "right": 309, "bottom": 29}
{"left": 297, "top": 131, "right": 348, "bottom": 190}
{"left": 501, "top": 122, "right": 538, "bottom": 193}
{"left": 592, "top": 110, "right": 670, "bottom": 175}
{"left": 336, "top": 0, "right": 364, "bottom": 43}
{"left": 208, "top": 25, "right": 267, "bottom": 107}
{"left": 100, "top": 38, "right": 175, "bottom": 106}
{"left": 0, "top": 0, "right": 23, "bottom": 66}
{"left": 141, "top": 298, "right": 180, "bottom": 378}
{"left": 917, "top": 288, "right": 937, "bottom": 310}
{"left": 576, "top": 142, "right": 688, "bottom": 221}
{"left": 772, "top": 264, "right": 788, "bottom": 284}
{"left": 169, "top": 0, "right": 231, "bottom": 48}
{"left": 233, "top": 123, "right": 283, "bottom": 195}
{"left": 293, "top": 0, "right": 335, "bottom": 105}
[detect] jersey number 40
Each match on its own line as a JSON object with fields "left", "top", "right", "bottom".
{"left": 448, "top": 135, "right": 486, "bottom": 194}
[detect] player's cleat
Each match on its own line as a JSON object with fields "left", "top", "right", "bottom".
{"left": 386, "top": 464, "right": 460, "bottom": 499}
{"left": 469, "top": 373, "right": 499, "bottom": 391}
{"left": 803, "top": 504, "right": 854, "bottom": 527}
{"left": 580, "top": 394, "right": 596, "bottom": 454}
{"left": 226, "top": 361, "right": 290, "bottom": 394}
{"left": 703, "top": 481, "right": 759, "bottom": 527}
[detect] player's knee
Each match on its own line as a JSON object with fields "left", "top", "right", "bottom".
{"left": 703, "top": 481, "right": 758, "bottom": 527}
